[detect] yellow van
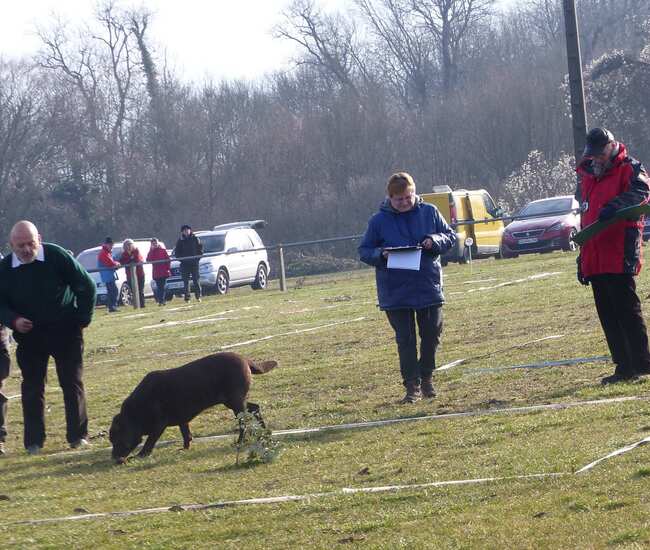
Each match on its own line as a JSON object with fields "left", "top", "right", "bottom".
{"left": 421, "top": 186, "right": 505, "bottom": 264}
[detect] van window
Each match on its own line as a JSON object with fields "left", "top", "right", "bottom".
{"left": 482, "top": 193, "right": 499, "bottom": 217}
{"left": 199, "top": 235, "right": 225, "bottom": 253}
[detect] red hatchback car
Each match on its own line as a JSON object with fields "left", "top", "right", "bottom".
{"left": 501, "top": 195, "right": 580, "bottom": 258}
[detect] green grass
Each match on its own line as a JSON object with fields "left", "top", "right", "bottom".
{"left": 0, "top": 250, "right": 649, "bottom": 548}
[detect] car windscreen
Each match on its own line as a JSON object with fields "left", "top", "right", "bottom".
{"left": 519, "top": 198, "right": 574, "bottom": 217}
{"left": 199, "top": 235, "right": 225, "bottom": 253}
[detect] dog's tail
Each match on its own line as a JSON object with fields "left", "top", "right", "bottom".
{"left": 247, "top": 359, "right": 278, "bottom": 374}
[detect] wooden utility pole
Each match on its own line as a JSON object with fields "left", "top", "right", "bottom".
{"left": 562, "top": 0, "right": 588, "bottom": 162}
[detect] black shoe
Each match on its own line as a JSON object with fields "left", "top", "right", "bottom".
{"left": 601, "top": 373, "right": 639, "bottom": 385}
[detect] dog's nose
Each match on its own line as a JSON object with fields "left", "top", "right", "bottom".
{"left": 114, "top": 457, "right": 127, "bottom": 465}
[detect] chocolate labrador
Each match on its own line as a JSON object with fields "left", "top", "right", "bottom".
{"left": 109, "top": 351, "right": 277, "bottom": 463}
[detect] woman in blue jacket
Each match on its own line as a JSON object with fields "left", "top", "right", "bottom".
{"left": 359, "top": 172, "right": 457, "bottom": 403}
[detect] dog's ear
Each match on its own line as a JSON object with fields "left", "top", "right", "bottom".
{"left": 249, "top": 360, "right": 278, "bottom": 374}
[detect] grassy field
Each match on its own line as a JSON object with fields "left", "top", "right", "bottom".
{"left": 0, "top": 250, "right": 649, "bottom": 549}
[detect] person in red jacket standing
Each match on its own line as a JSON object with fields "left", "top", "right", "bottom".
{"left": 146, "top": 238, "right": 171, "bottom": 306}
{"left": 98, "top": 237, "right": 121, "bottom": 312}
{"left": 576, "top": 128, "right": 650, "bottom": 384}
{"left": 119, "top": 239, "right": 146, "bottom": 308}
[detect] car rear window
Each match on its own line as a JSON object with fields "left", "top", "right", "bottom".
{"left": 519, "top": 198, "right": 573, "bottom": 216}
{"left": 76, "top": 251, "right": 98, "bottom": 269}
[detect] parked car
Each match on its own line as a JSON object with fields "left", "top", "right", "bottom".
{"left": 500, "top": 196, "right": 580, "bottom": 258}
{"left": 421, "top": 186, "right": 505, "bottom": 264}
{"left": 77, "top": 239, "right": 164, "bottom": 306}
{"left": 165, "top": 222, "right": 270, "bottom": 299}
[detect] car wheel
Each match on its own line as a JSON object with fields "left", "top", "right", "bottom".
{"left": 564, "top": 229, "right": 578, "bottom": 252}
{"left": 119, "top": 283, "right": 132, "bottom": 306}
{"left": 215, "top": 268, "right": 229, "bottom": 295}
{"left": 252, "top": 264, "right": 268, "bottom": 290}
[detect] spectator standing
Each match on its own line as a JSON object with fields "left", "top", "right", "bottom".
{"left": 576, "top": 128, "right": 650, "bottom": 384}
{"left": 98, "top": 237, "right": 121, "bottom": 312}
{"left": 119, "top": 239, "right": 146, "bottom": 308}
{"left": 146, "top": 238, "right": 171, "bottom": 306}
{"left": 359, "top": 172, "right": 457, "bottom": 403}
{"left": 0, "top": 325, "right": 10, "bottom": 455}
{"left": 0, "top": 221, "right": 96, "bottom": 454}
{"left": 175, "top": 224, "right": 203, "bottom": 302}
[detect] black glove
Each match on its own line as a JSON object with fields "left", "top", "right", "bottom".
{"left": 576, "top": 255, "right": 589, "bottom": 286}
{"left": 598, "top": 204, "right": 617, "bottom": 222}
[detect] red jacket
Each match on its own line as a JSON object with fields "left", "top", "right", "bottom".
{"left": 577, "top": 144, "right": 650, "bottom": 277}
{"left": 119, "top": 248, "right": 145, "bottom": 279}
{"left": 146, "top": 246, "right": 171, "bottom": 279}
{"left": 98, "top": 245, "right": 120, "bottom": 268}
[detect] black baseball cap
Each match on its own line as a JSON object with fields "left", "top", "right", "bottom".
{"left": 104, "top": 237, "right": 113, "bottom": 244}
{"left": 584, "top": 127, "right": 615, "bottom": 156}
{"left": 180, "top": 224, "right": 191, "bottom": 231}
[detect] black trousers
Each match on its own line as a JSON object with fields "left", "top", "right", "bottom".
{"left": 386, "top": 305, "right": 443, "bottom": 385}
{"left": 0, "top": 326, "right": 10, "bottom": 442}
{"left": 153, "top": 277, "right": 167, "bottom": 304}
{"left": 181, "top": 263, "right": 201, "bottom": 299}
{"left": 591, "top": 274, "right": 650, "bottom": 376}
{"left": 13, "top": 321, "right": 88, "bottom": 448}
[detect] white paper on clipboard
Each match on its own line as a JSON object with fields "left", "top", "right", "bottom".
{"left": 386, "top": 248, "right": 422, "bottom": 270}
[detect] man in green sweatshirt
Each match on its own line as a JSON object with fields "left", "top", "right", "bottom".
{"left": 0, "top": 221, "right": 96, "bottom": 455}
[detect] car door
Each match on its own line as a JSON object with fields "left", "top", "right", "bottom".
{"left": 224, "top": 230, "right": 249, "bottom": 283}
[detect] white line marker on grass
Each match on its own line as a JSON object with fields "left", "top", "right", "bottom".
{"left": 220, "top": 317, "right": 366, "bottom": 349}
{"left": 575, "top": 436, "right": 650, "bottom": 474}
{"left": 45, "top": 395, "right": 647, "bottom": 458}
{"left": 7, "top": 472, "right": 566, "bottom": 525}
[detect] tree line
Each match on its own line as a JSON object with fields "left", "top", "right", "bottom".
{"left": 0, "top": 0, "right": 648, "bottom": 254}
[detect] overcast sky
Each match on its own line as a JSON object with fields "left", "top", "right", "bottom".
{"left": 0, "top": 0, "right": 517, "bottom": 82}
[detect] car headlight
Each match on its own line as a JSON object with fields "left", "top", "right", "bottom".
{"left": 546, "top": 221, "right": 565, "bottom": 232}
{"left": 199, "top": 263, "right": 215, "bottom": 273}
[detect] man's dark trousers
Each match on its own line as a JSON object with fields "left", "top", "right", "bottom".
{"left": 181, "top": 263, "right": 201, "bottom": 300}
{"left": 106, "top": 280, "right": 119, "bottom": 311}
{"left": 14, "top": 322, "right": 88, "bottom": 448}
{"left": 591, "top": 274, "right": 650, "bottom": 376}
{"left": 0, "top": 328, "right": 10, "bottom": 443}
{"left": 386, "top": 305, "right": 443, "bottom": 385}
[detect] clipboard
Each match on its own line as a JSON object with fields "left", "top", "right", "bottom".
{"left": 572, "top": 203, "right": 650, "bottom": 246}
{"left": 385, "top": 246, "right": 422, "bottom": 270}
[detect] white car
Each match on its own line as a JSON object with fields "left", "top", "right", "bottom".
{"left": 165, "top": 222, "right": 270, "bottom": 298}
{"left": 76, "top": 239, "right": 165, "bottom": 306}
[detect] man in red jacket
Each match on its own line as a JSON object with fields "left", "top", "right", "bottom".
{"left": 576, "top": 128, "right": 650, "bottom": 384}
{"left": 98, "top": 237, "right": 121, "bottom": 312}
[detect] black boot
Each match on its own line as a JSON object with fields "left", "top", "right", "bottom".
{"left": 400, "top": 380, "right": 422, "bottom": 404}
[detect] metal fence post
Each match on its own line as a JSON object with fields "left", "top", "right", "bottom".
{"left": 278, "top": 246, "right": 287, "bottom": 292}
{"left": 129, "top": 265, "right": 141, "bottom": 308}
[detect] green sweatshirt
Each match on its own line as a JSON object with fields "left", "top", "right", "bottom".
{"left": 0, "top": 243, "right": 96, "bottom": 328}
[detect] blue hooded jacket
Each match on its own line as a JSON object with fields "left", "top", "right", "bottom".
{"left": 359, "top": 197, "right": 456, "bottom": 310}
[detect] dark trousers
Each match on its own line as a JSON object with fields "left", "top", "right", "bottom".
{"left": 386, "top": 305, "right": 443, "bottom": 385}
{"left": 591, "top": 274, "right": 650, "bottom": 376}
{"left": 14, "top": 322, "right": 88, "bottom": 448}
{"left": 154, "top": 277, "right": 167, "bottom": 304}
{"left": 181, "top": 263, "right": 201, "bottom": 300}
{"left": 0, "top": 327, "right": 10, "bottom": 442}
{"left": 106, "top": 280, "right": 119, "bottom": 311}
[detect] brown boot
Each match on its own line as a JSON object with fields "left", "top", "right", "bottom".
{"left": 421, "top": 376, "right": 436, "bottom": 398}
{"left": 400, "top": 380, "right": 422, "bottom": 404}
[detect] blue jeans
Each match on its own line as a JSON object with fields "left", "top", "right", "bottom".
{"left": 385, "top": 305, "right": 443, "bottom": 385}
{"left": 106, "top": 280, "right": 119, "bottom": 311}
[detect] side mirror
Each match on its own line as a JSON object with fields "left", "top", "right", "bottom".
{"left": 227, "top": 247, "right": 237, "bottom": 253}
{"left": 494, "top": 207, "right": 504, "bottom": 218}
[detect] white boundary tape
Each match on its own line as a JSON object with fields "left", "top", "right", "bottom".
{"left": 474, "top": 355, "right": 611, "bottom": 373}
{"left": 7, "top": 473, "right": 566, "bottom": 525}
{"left": 439, "top": 334, "right": 565, "bottom": 371}
{"left": 220, "top": 317, "right": 366, "bottom": 349}
{"left": 44, "top": 395, "right": 647, "bottom": 458}
{"left": 575, "top": 436, "right": 650, "bottom": 474}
